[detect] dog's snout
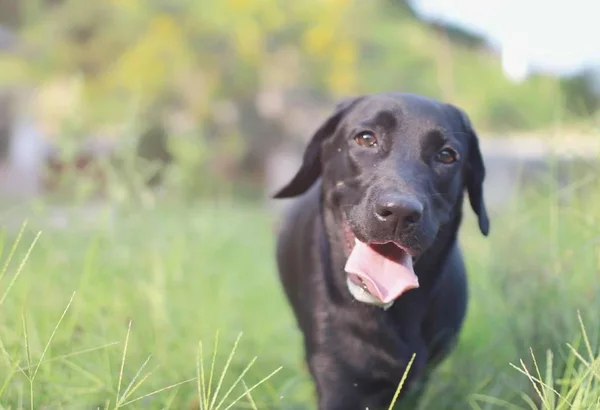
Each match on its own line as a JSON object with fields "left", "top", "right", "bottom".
{"left": 374, "top": 193, "right": 423, "bottom": 231}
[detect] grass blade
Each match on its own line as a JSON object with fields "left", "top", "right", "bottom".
{"left": 209, "top": 332, "right": 242, "bottom": 409}
{"left": 33, "top": 291, "right": 76, "bottom": 380}
{"left": 120, "top": 377, "right": 196, "bottom": 407}
{"left": 207, "top": 330, "right": 221, "bottom": 408}
{"left": 214, "top": 356, "right": 257, "bottom": 410}
{"left": 115, "top": 319, "right": 133, "bottom": 408}
{"left": 0, "top": 230, "right": 41, "bottom": 306}
{"left": 116, "top": 355, "right": 153, "bottom": 406}
{"left": 241, "top": 380, "right": 258, "bottom": 410}
{"left": 388, "top": 353, "right": 416, "bottom": 410}
{"left": 197, "top": 340, "right": 206, "bottom": 410}
{"left": 0, "top": 221, "right": 27, "bottom": 284}
{"left": 222, "top": 366, "right": 283, "bottom": 410}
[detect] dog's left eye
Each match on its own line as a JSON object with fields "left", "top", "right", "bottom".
{"left": 436, "top": 148, "right": 458, "bottom": 164}
{"left": 354, "top": 132, "right": 378, "bottom": 147}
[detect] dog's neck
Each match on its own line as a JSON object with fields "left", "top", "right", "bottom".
{"left": 317, "top": 190, "right": 464, "bottom": 306}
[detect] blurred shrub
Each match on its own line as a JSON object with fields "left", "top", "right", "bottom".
{"left": 3, "top": 0, "right": 588, "bottom": 131}
{"left": 0, "top": 0, "right": 597, "bottom": 200}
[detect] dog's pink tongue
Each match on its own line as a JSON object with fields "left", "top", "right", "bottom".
{"left": 345, "top": 239, "right": 419, "bottom": 304}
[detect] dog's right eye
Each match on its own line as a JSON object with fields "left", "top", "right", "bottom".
{"left": 354, "top": 132, "right": 378, "bottom": 148}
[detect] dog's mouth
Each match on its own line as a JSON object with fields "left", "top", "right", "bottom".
{"left": 342, "top": 223, "right": 419, "bottom": 309}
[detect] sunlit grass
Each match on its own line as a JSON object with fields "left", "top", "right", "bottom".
{"left": 0, "top": 161, "right": 599, "bottom": 409}
{"left": 196, "top": 332, "right": 282, "bottom": 410}
{"left": 470, "top": 312, "right": 600, "bottom": 410}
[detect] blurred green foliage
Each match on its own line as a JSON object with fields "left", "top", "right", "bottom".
{"left": 0, "top": 0, "right": 598, "bottom": 200}
{"left": 3, "top": 0, "right": 362, "bottom": 126}
{"left": 2, "top": 0, "right": 594, "bottom": 131}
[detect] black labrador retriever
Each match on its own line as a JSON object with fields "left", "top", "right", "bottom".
{"left": 272, "top": 93, "right": 490, "bottom": 409}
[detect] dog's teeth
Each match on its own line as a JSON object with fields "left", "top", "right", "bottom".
{"left": 356, "top": 277, "right": 369, "bottom": 292}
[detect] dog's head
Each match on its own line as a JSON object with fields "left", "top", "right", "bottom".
{"left": 274, "top": 93, "right": 489, "bottom": 308}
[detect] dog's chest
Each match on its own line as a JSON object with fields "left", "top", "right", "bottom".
{"left": 327, "top": 306, "right": 429, "bottom": 382}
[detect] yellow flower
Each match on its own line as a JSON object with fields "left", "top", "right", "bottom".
{"left": 327, "top": 66, "right": 357, "bottom": 95}
{"left": 303, "top": 25, "right": 335, "bottom": 57}
{"left": 107, "top": 0, "right": 140, "bottom": 12}
{"left": 226, "top": 0, "right": 252, "bottom": 12}
{"left": 233, "top": 20, "right": 263, "bottom": 62}
{"left": 332, "top": 41, "right": 357, "bottom": 66}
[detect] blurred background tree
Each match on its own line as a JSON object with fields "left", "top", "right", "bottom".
{"left": 0, "top": 0, "right": 598, "bottom": 201}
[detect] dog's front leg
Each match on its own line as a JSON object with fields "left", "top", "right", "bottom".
{"left": 308, "top": 353, "right": 362, "bottom": 410}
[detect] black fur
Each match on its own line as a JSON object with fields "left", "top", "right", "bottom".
{"left": 273, "top": 93, "right": 490, "bottom": 409}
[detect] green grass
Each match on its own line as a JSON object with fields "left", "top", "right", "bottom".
{"left": 0, "top": 171, "right": 599, "bottom": 409}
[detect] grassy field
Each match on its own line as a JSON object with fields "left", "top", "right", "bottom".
{"left": 1, "top": 170, "right": 600, "bottom": 409}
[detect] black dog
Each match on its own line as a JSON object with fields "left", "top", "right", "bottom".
{"left": 272, "top": 93, "right": 490, "bottom": 409}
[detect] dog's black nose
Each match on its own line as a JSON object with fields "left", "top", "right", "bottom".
{"left": 374, "top": 193, "right": 423, "bottom": 231}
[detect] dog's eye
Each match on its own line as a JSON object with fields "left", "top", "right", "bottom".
{"left": 436, "top": 148, "right": 458, "bottom": 164}
{"left": 354, "top": 132, "right": 378, "bottom": 147}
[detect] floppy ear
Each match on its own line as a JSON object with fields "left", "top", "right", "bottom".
{"left": 453, "top": 106, "right": 490, "bottom": 236}
{"left": 272, "top": 97, "right": 358, "bottom": 199}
